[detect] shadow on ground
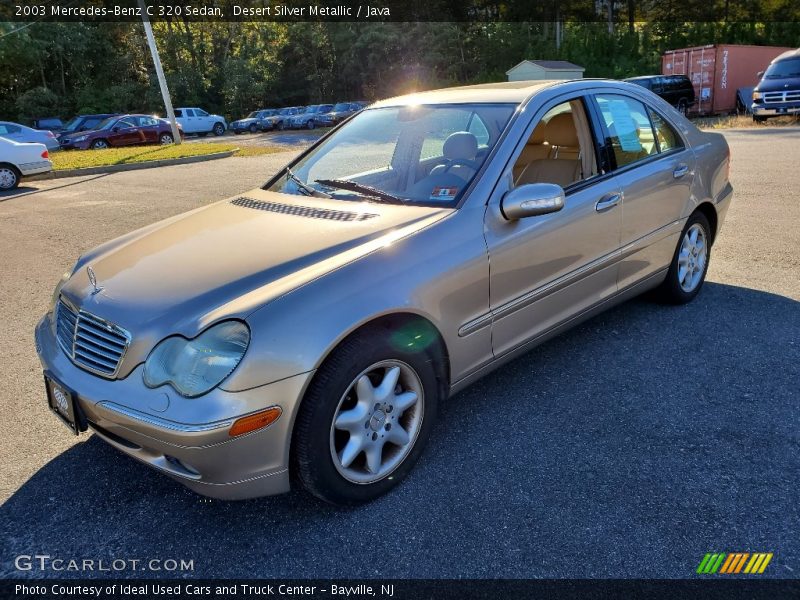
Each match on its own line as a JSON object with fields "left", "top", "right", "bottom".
{"left": 2, "top": 283, "right": 798, "bottom": 579}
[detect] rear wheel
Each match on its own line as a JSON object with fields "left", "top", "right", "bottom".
{"left": 249, "top": 123, "right": 258, "bottom": 133}
{"left": 90, "top": 139, "right": 109, "bottom": 150}
{"left": 292, "top": 326, "right": 441, "bottom": 505}
{"left": 0, "top": 164, "right": 20, "bottom": 190}
{"left": 677, "top": 99, "right": 688, "bottom": 115}
{"left": 277, "top": 121, "right": 286, "bottom": 131}
{"left": 653, "top": 211, "right": 711, "bottom": 304}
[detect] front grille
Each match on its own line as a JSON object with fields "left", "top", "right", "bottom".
{"left": 56, "top": 299, "right": 130, "bottom": 378}
{"left": 764, "top": 90, "right": 800, "bottom": 104}
{"left": 231, "top": 197, "right": 377, "bottom": 221}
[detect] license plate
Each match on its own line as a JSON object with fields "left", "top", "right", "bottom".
{"left": 44, "top": 373, "right": 81, "bottom": 435}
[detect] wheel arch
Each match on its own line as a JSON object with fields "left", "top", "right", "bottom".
{"left": 694, "top": 201, "right": 718, "bottom": 246}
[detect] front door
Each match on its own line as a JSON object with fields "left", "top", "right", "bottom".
{"left": 484, "top": 95, "right": 623, "bottom": 357}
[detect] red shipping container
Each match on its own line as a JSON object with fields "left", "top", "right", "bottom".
{"left": 662, "top": 44, "right": 795, "bottom": 115}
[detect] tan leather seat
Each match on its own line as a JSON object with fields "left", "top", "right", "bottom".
{"left": 512, "top": 122, "right": 549, "bottom": 181}
{"left": 516, "top": 113, "right": 582, "bottom": 188}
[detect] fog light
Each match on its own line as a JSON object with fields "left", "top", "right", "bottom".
{"left": 229, "top": 407, "right": 282, "bottom": 437}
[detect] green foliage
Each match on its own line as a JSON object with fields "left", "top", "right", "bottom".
{"left": 1, "top": 15, "right": 798, "bottom": 124}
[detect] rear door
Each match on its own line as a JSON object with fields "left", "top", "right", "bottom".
{"left": 137, "top": 116, "right": 160, "bottom": 143}
{"left": 590, "top": 92, "right": 696, "bottom": 289}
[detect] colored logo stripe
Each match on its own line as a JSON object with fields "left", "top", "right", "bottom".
{"left": 697, "top": 553, "right": 773, "bottom": 574}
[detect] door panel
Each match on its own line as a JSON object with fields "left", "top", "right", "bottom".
{"left": 485, "top": 178, "right": 623, "bottom": 357}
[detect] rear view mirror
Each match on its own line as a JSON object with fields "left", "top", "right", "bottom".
{"left": 501, "top": 183, "right": 565, "bottom": 220}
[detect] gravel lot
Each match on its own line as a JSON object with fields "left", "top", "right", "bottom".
{"left": 0, "top": 130, "right": 798, "bottom": 579}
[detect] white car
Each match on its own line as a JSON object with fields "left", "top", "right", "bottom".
{"left": 174, "top": 107, "right": 227, "bottom": 136}
{"left": 0, "top": 121, "right": 59, "bottom": 151}
{"left": 0, "top": 137, "right": 53, "bottom": 190}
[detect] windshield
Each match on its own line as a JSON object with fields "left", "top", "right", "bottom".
{"left": 267, "top": 103, "right": 516, "bottom": 207}
{"left": 96, "top": 117, "right": 118, "bottom": 130}
{"left": 63, "top": 117, "right": 82, "bottom": 131}
{"left": 246, "top": 111, "right": 258, "bottom": 118}
{"left": 764, "top": 58, "right": 800, "bottom": 79}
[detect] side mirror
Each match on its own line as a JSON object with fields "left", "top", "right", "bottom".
{"left": 501, "top": 183, "right": 565, "bottom": 220}
{"left": 757, "top": 70, "right": 765, "bottom": 79}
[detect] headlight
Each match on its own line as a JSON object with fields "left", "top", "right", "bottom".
{"left": 752, "top": 91, "right": 763, "bottom": 100}
{"left": 74, "top": 135, "right": 89, "bottom": 142}
{"left": 143, "top": 320, "right": 250, "bottom": 398}
{"left": 50, "top": 271, "right": 71, "bottom": 314}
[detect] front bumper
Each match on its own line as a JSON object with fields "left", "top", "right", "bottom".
{"left": 59, "top": 139, "right": 92, "bottom": 150}
{"left": 35, "top": 314, "right": 314, "bottom": 499}
{"left": 751, "top": 101, "right": 800, "bottom": 117}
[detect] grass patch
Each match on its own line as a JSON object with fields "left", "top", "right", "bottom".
{"left": 52, "top": 143, "right": 239, "bottom": 171}
{"left": 231, "top": 145, "right": 288, "bottom": 157}
{"left": 695, "top": 114, "right": 800, "bottom": 129}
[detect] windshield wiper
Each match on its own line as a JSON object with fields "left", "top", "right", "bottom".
{"left": 286, "top": 167, "right": 331, "bottom": 198}
{"left": 314, "top": 179, "right": 407, "bottom": 205}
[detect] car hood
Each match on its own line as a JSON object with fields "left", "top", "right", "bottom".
{"left": 234, "top": 118, "right": 258, "bottom": 125}
{"left": 755, "top": 75, "right": 800, "bottom": 93}
{"left": 61, "top": 189, "right": 452, "bottom": 371}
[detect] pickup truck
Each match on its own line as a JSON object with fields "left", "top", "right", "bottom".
{"left": 174, "top": 108, "right": 227, "bottom": 136}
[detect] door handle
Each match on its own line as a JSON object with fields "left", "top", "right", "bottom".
{"left": 673, "top": 164, "right": 689, "bottom": 178}
{"left": 596, "top": 193, "right": 621, "bottom": 212}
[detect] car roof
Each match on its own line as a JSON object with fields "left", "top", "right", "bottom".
{"left": 773, "top": 48, "right": 800, "bottom": 62}
{"left": 372, "top": 80, "right": 563, "bottom": 107}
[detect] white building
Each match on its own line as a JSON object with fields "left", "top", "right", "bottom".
{"left": 506, "top": 60, "right": 585, "bottom": 81}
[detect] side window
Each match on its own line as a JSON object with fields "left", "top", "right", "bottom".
{"left": 174, "top": 109, "right": 183, "bottom": 118}
{"left": 84, "top": 119, "right": 101, "bottom": 129}
{"left": 140, "top": 117, "right": 158, "bottom": 127}
{"left": 511, "top": 98, "right": 598, "bottom": 189}
{"left": 647, "top": 108, "right": 682, "bottom": 152}
{"left": 595, "top": 94, "right": 658, "bottom": 168}
{"left": 184, "top": 109, "right": 195, "bottom": 117}
{"left": 118, "top": 119, "right": 136, "bottom": 129}
{"left": 0, "top": 124, "right": 9, "bottom": 134}
{"left": 195, "top": 109, "right": 208, "bottom": 117}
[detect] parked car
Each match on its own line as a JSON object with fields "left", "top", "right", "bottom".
{"left": 266, "top": 106, "right": 305, "bottom": 131}
{"left": 174, "top": 107, "right": 226, "bottom": 136}
{"left": 315, "top": 102, "right": 362, "bottom": 127}
{"left": 230, "top": 109, "right": 278, "bottom": 134}
{"left": 0, "top": 137, "right": 52, "bottom": 190}
{"left": 0, "top": 121, "right": 59, "bottom": 150}
{"left": 751, "top": 48, "right": 800, "bottom": 122}
{"left": 58, "top": 114, "right": 117, "bottom": 142}
{"left": 31, "top": 117, "right": 64, "bottom": 133}
{"left": 625, "top": 75, "right": 696, "bottom": 113}
{"left": 288, "top": 104, "right": 334, "bottom": 129}
{"left": 36, "top": 79, "right": 732, "bottom": 505}
{"left": 59, "top": 114, "right": 183, "bottom": 150}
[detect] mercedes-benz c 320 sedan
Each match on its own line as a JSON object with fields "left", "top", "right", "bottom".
{"left": 36, "top": 80, "right": 732, "bottom": 504}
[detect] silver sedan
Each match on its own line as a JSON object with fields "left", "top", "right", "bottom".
{"left": 0, "top": 120, "right": 59, "bottom": 151}
{"left": 36, "top": 79, "right": 732, "bottom": 504}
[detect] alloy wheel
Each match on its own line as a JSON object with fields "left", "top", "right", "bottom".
{"left": 329, "top": 360, "right": 424, "bottom": 484}
{"left": 160, "top": 134, "right": 173, "bottom": 144}
{"left": 0, "top": 167, "right": 18, "bottom": 190}
{"left": 677, "top": 223, "right": 707, "bottom": 292}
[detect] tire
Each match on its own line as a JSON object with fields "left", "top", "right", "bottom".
{"left": 212, "top": 122, "right": 225, "bottom": 136}
{"left": 653, "top": 211, "right": 712, "bottom": 304}
{"left": 306, "top": 120, "right": 316, "bottom": 130}
{"left": 753, "top": 115, "right": 767, "bottom": 123}
{"left": 90, "top": 139, "right": 109, "bottom": 150}
{"left": 292, "top": 324, "right": 441, "bottom": 505}
{"left": 277, "top": 121, "right": 286, "bottom": 131}
{"left": 0, "top": 164, "right": 20, "bottom": 190}
{"left": 677, "top": 99, "right": 688, "bottom": 115}
{"left": 233, "top": 130, "right": 241, "bottom": 135}
{"left": 249, "top": 124, "right": 258, "bottom": 133}
{"left": 159, "top": 133, "right": 173, "bottom": 145}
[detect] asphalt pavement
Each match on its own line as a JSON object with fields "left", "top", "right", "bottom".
{"left": 0, "top": 129, "right": 798, "bottom": 579}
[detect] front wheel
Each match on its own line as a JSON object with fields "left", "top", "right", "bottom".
{"left": 159, "top": 133, "right": 174, "bottom": 145}
{"left": 249, "top": 124, "right": 258, "bottom": 133}
{"left": 292, "top": 326, "right": 441, "bottom": 505}
{"left": 212, "top": 122, "right": 225, "bottom": 136}
{"left": 653, "top": 211, "right": 711, "bottom": 304}
{"left": 677, "top": 99, "right": 688, "bottom": 115}
{"left": 277, "top": 121, "right": 286, "bottom": 131}
{"left": 753, "top": 115, "right": 767, "bottom": 123}
{"left": 306, "top": 120, "right": 316, "bottom": 130}
{"left": 90, "top": 139, "right": 109, "bottom": 150}
{"left": 0, "top": 164, "right": 20, "bottom": 190}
